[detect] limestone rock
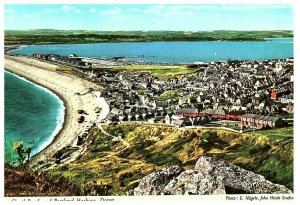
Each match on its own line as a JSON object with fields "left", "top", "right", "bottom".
{"left": 162, "top": 170, "right": 226, "bottom": 195}
{"left": 134, "top": 166, "right": 183, "bottom": 195}
{"left": 133, "top": 156, "right": 292, "bottom": 195}
{"left": 194, "top": 156, "right": 292, "bottom": 194}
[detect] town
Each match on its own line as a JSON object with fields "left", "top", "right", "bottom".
{"left": 12, "top": 51, "right": 294, "bottom": 133}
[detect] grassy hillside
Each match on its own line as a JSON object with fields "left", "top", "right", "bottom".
{"left": 4, "top": 30, "right": 293, "bottom": 45}
{"left": 4, "top": 165, "right": 82, "bottom": 196}
{"left": 46, "top": 125, "right": 293, "bottom": 195}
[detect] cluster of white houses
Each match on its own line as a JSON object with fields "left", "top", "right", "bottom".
{"left": 26, "top": 53, "right": 293, "bottom": 130}
{"left": 162, "top": 114, "right": 211, "bottom": 127}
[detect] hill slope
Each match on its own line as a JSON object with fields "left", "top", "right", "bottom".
{"left": 47, "top": 125, "right": 293, "bottom": 195}
{"left": 4, "top": 165, "right": 81, "bottom": 196}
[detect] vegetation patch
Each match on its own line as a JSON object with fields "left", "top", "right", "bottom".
{"left": 135, "top": 88, "right": 147, "bottom": 95}
{"left": 253, "top": 127, "right": 293, "bottom": 141}
{"left": 4, "top": 165, "right": 82, "bottom": 196}
{"left": 155, "top": 89, "right": 179, "bottom": 101}
{"left": 7, "top": 124, "right": 293, "bottom": 195}
{"left": 5, "top": 30, "right": 293, "bottom": 45}
{"left": 113, "top": 65, "right": 197, "bottom": 78}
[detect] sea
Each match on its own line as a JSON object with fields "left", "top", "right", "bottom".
{"left": 4, "top": 71, "right": 64, "bottom": 164}
{"left": 9, "top": 38, "right": 293, "bottom": 63}
{"left": 5, "top": 38, "right": 293, "bottom": 164}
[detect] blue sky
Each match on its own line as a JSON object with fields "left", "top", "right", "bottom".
{"left": 4, "top": 4, "right": 293, "bottom": 31}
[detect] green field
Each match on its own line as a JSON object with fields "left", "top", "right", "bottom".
{"left": 44, "top": 125, "right": 293, "bottom": 195}
{"left": 4, "top": 30, "right": 293, "bottom": 45}
{"left": 135, "top": 88, "right": 147, "bottom": 95}
{"left": 113, "top": 65, "right": 197, "bottom": 78}
{"left": 253, "top": 127, "right": 293, "bottom": 141}
{"left": 155, "top": 89, "right": 179, "bottom": 101}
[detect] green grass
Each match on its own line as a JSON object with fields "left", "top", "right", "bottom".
{"left": 113, "top": 65, "right": 197, "bottom": 78}
{"left": 5, "top": 30, "right": 293, "bottom": 45}
{"left": 253, "top": 127, "right": 293, "bottom": 141}
{"left": 135, "top": 88, "right": 147, "bottom": 95}
{"left": 155, "top": 89, "right": 179, "bottom": 101}
{"left": 258, "top": 156, "right": 293, "bottom": 190}
{"left": 41, "top": 125, "right": 293, "bottom": 195}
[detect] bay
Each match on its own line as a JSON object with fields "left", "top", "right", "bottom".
{"left": 10, "top": 38, "right": 293, "bottom": 63}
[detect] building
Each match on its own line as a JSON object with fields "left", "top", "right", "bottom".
{"left": 193, "top": 116, "right": 211, "bottom": 126}
{"left": 176, "top": 108, "right": 200, "bottom": 117}
{"left": 173, "top": 118, "right": 191, "bottom": 127}
{"left": 271, "top": 89, "right": 277, "bottom": 100}
{"left": 279, "top": 95, "right": 293, "bottom": 104}
{"left": 241, "top": 114, "right": 284, "bottom": 128}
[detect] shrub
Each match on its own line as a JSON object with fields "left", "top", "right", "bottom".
{"left": 202, "top": 131, "right": 217, "bottom": 142}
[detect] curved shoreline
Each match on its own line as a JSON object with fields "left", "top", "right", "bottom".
{"left": 4, "top": 69, "right": 67, "bottom": 157}
{"left": 4, "top": 55, "right": 101, "bottom": 167}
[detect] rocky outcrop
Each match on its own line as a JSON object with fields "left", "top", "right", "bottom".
{"left": 133, "top": 156, "right": 292, "bottom": 195}
{"left": 162, "top": 170, "right": 225, "bottom": 195}
{"left": 194, "top": 156, "right": 292, "bottom": 194}
{"left": 134, "top": 166, "right": 183, "bottom": 195}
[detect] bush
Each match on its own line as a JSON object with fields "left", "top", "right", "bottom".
{"left": 187, "top": 146, "right": 195, "bottom": 154}
{"left": 202, "top": 131, "right": 217, "bottom": 142}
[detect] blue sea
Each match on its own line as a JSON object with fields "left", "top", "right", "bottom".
{"left": 4, "top": 71, "right": 64, "bottom": 164}
{"left": 5, "top": 39, "right": 293, "bottom": 164}
{"left": 10, "top": 38, "right": 293, "bottom": 63}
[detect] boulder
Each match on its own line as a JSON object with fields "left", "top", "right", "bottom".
{"left": 162, "top": 170, "right": 225, "bottom": 195}
{"left": 133, "top": 156, "right": 292, "bottom": 195}
{"left": 134, "top": 166, "right": 183, "bottom": 195}
{"left": 194, "top": 156, "right": 292, "bottom": 194}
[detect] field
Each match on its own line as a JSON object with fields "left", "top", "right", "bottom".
{"left": 253, "top": 127, "right": 293, "bottom": 141}
{"left": 4, "top": 30, "right": 293, "bottom": 45}
{"left": 155, "top": 89, "right": 180, "bottom": 101}
{"left": 44, "top": 124, "right": 293, "bottom": 195}
{"left": 113, "top": 65, "right": 198, "bottom": 78}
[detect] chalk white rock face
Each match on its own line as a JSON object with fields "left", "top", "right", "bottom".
{"left": 162, "top": 170, "right": 226, "bottom": 195}
{"left": 194, "top": 156, "right": 292, "bottom": 194}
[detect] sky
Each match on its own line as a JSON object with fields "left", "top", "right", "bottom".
{"left": 4, "top": 4, "right": 293, "bottom": 31}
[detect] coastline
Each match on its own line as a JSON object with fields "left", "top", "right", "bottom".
{"left": 4, "top": 70, "right": 65, "bottom": 156}
{"left": 4, "top": 55, "right": 101, "bottom": 167}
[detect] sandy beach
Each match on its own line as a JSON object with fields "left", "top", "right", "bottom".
{"left": 4, "top": 55, "right": 102, "bottom": 166}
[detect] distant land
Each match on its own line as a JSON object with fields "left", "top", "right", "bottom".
{"left": 4, "top": 30, "right": 293, "bottom": 45}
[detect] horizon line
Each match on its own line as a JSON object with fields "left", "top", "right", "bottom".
{"left": 5, "top": 29, "right": 294, "bottom": 32}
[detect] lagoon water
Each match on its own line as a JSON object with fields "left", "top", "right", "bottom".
{"left": 5, "top": 39, "right": 293, "bottom": 163}
{"left": 10, "top": 38, "right": 293, "bottom": 63}
{"left": 4, "top": 71, "right": 64, "bottom": 164}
